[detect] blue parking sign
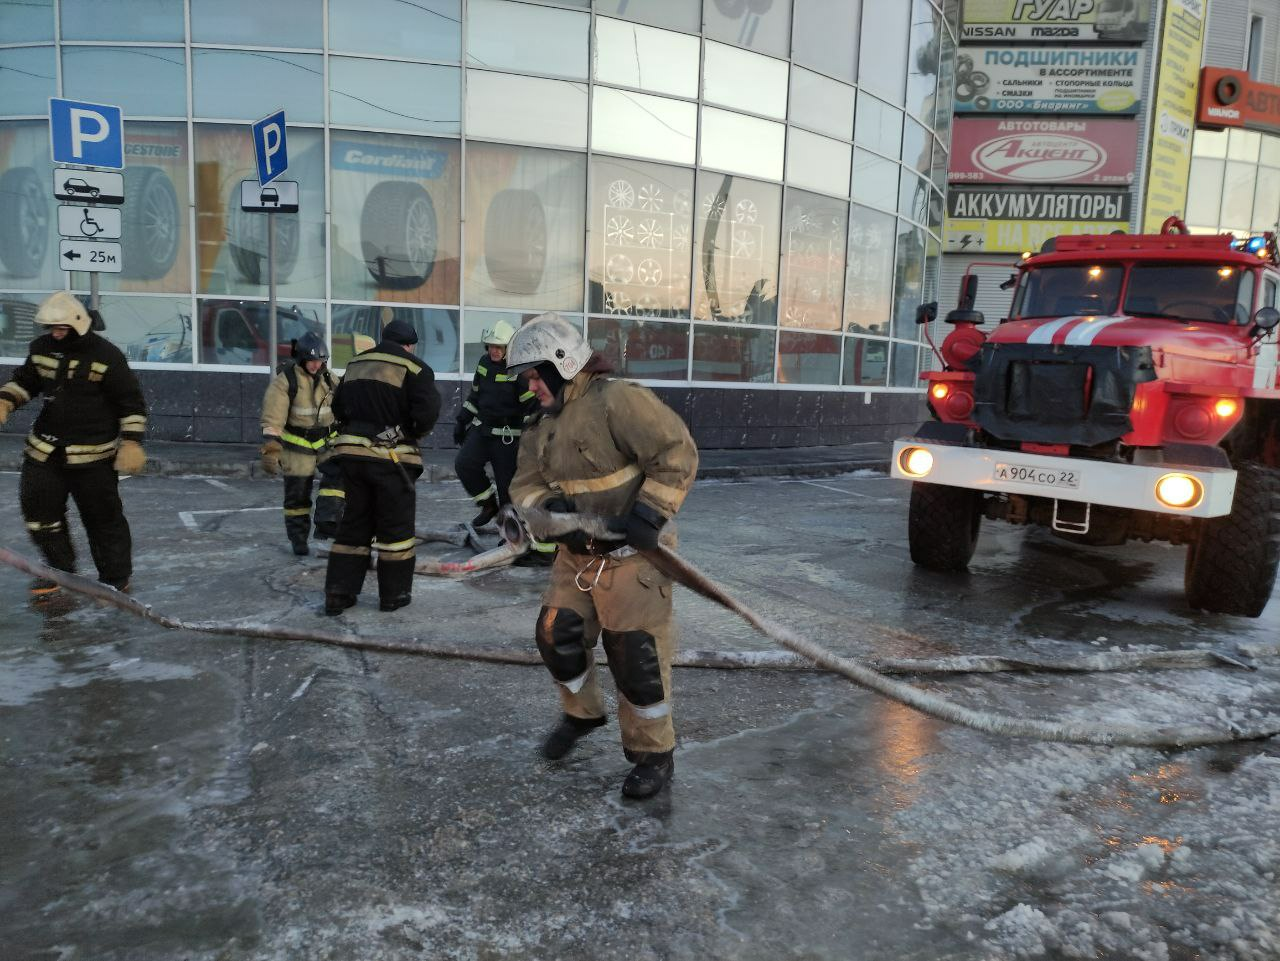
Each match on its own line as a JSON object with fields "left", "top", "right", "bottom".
{"left": 252, "top": 110, "right": 289, "bottom": 186}
{"left": 50, "top": 98, "right": 124, "bottom": 170}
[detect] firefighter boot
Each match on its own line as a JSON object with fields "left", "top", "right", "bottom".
{"left": 325, "top": 593, "right": 357, "bottom": 615}
{"left": 541, "top": 713, "right": 608, "bottom": 760}
{"left": 621, "top": 750, "right": 675, "bottom": 799}
{"left": 470, "top": 494, "right": 500, "bottom": 529}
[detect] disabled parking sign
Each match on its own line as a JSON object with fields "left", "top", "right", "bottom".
{"left": 252, "top": 109, "right": 289, "bottom": 187}
{"left": 50, "top": 98, "right": 124, "bottom": 170}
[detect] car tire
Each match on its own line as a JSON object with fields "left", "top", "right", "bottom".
{"left": 121, "top": 167, "right": 180, "bottom": 281}
{"left": 360, "top": 181, "right": 438, "bottom": 290}
{"left": 228, "top": 192, "right": 299, "bottom": 285}
{"left": 0, "top": 167, "right": 50, "bottom": 278}
{"left": 907, "top": 481, "right": 983, "bottom": 572}
{"left": 483, "top": 188, "right": 547, "bottom": 295}
{"left": 1184, "top": 462, "right": 1280, "bottom": 617}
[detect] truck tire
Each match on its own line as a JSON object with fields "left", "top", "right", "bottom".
{"left": 360, "top": 180, "right": 438, "bottom": 290}
{"left": 908, "top": 482, "right": 983, "bottom": 572}
{"left": 484, "top": 188, "right": 546, "bottom": 294}
{"left": 121, "top": 167, "right": 179, "bottom": 280}
{"left": 1184, "top": 462, "right": 1280, "bottom": 617}
{"left": 0, "top": 167, "right": 50, "bottom": 278}
{"left": 228, "top": 193, "right": 299, "bottom": 285}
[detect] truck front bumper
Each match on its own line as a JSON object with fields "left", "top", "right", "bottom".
{"left": 890, "top": 439, "right": 1237, "bottom": 518}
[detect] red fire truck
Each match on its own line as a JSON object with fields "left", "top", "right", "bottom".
{"left": 891, "top": 219, "right": 1280, "bottom": 616}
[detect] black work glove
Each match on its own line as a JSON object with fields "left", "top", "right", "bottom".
{"left": 622, "top": 502, "right": 667, "bottom": 551}
{"left": 539, "top": 496, "right": 589, "bottom": 551}
{"left": 453, "top": 420, "right": 469, "bottom": 445}
{"left": 542, "top": 496, "right": 575, "bottom": 515}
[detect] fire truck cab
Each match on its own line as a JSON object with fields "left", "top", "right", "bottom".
{"left": 891, "top": 219, "right": 1280, "bottom": 617}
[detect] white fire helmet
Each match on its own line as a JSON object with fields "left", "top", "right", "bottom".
{"left": 35, "top": 291, "right": 92, "bottom": 336}
{"left": 481, "top": 319, "right": 517, "bottom": 347}
{"left": 505, "top": 313, "right": 591, "bottom": 380}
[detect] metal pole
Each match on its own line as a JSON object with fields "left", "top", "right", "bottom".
{"left": 267, "top": 210, "right": 277, "bottom": 372}
{"left": 89, "top": 272, "right": 99, "bottom": 311}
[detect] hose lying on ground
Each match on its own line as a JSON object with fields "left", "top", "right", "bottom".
{"left": 3, "top": 539, "right": 1277, "bottom": 748}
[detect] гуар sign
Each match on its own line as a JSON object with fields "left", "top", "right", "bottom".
{"left": 961, "top": 0, "right": 1150, "bottom": 42}
{"left": 949, "top": 117, "right": 1138, "bottom": 185}
{"left": 955, "top": 47, "right": 1145, "bottom": 114}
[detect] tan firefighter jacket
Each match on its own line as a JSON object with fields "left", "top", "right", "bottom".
{"left": 510, "top": 372, "right": 698, "bottom": 543}
{"left": 260, "top": 364, "right": 337, "bottom": 459}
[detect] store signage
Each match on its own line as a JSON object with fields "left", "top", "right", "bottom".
{"left": 943, "top": 217, "right": 1128, "bottom": 254}
{"left": 331, "top": 139, "right": 449, "bottom": 178}
{"left": 955, "top": 46, "right": 1145, "bottom": 114}
{"left": 950, "top": 117, "right": 1137, "bottom": 185}
{"left": 1196, "top": 67, "right": 1280, "bottom": 135}
{"left": 960, "top": 0, "right": 1150, "bottom": 42}
{"left": 1141, "top": 0, "right": 1205, "bottom": 232}
{"left": 947, "top": 186, "right": 1132, "bottom": 222}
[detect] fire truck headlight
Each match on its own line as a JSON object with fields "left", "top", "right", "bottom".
{"left": 1213, "top": 398, "right": 1239, "bottom": 418}
{"left": 1155, "top": 473, "right": 1203, "bottom": 509}
{"left": 899, "top": 447, "right": 935, "bottom": 478}
{"left": 930, "top": 383, "right": 950, "bottom": 401}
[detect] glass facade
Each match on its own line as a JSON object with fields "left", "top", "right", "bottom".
{"left": 1187, "top": 128, "right": 1280, "bottom": 236}
{"left": 0, "top": 0, "right": 952, "bottom": 392}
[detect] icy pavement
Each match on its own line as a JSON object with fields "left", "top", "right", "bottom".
{"left": 1, "top": 470, "right": 1278, "bottom": 960}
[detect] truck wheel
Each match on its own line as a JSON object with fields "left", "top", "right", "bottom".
{"left": 0, "top": 167, "right": 50, "bottom": 278}
{"left": 360, "top": 181, "right": 437, "bottom": 290}
{"left": 228, "top": 193, "right": 299, "bottom": 285}
{"left": 484, "top": 188, "right": 546, "bottom": 294}
{"left": 121, "top": 167, "right": 179, "bottom": 280}
{"left": 1184, "top": 462, "right": 1280, "bottom": 617}
{"left": 908, "top": 482, "right": 983, "bottom": 572}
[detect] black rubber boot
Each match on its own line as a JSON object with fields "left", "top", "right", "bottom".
{"left": 541, "top": 713, "right": 607, "bottom": 760}
{"left": 379, "top": 593, "right": 411, "bottom": 612}
{"left": 324, "top": 593, "right": 357, "bottom": 615}
{"left": 470, "top": 495, "right": 500, "bottom": 528}
{"left": 621, "top": 750, "right": 675, "bottom": 799}
{"left": 291, "top": 540, "right": 310, "bottom": 556}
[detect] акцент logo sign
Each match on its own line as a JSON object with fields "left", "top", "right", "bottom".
{"left": 973, "top": 134, "right": 1105, "bottom": 182}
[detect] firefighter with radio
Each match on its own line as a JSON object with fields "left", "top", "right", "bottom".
{"left": 0, "top": 292, "right": 147, "bottom": 595}
{"left": 259, "top": 332, "right": 344, "bottom": 555}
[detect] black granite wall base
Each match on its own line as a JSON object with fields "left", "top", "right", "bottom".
{"left": 0, "top": 365, "right": 925, "bottom": 450}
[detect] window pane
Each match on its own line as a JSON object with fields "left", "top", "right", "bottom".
{"left": 854, "top": 93, "right": 903, "bottom": 158}
{"left": 907, "top": 0, "right": 940, "bottom": 126}
{"left": 589, "top": 156, "right": 693, "bottom": 320}
{"left": 692, "top": 324, "right": 776, "bottom": 382}
{"left": 197, "top": 298, "right": 324, "bottom": 367}
{"left": 1193, "top": 128, "right": 1227, "bottom": 159}
{"left": 786, "top": 129, "right": 851, "bottom": 198}
{"left": 191, "top": 0, "right": 322, "bottom": 47}
{"left": 1228, "top": 128, "right": 1261, "bottom": 163}
{"left": 693, "top": 172, "right": 781, "bottom": 325}
{"left": 703, "top": 41, "right": 788, "bottom": 120}
{"left": 588, "top": 316, "right": 689, "bottom": 379}
{"left": 63, "top": 0, "right": 183, "bottom": 40}
{"left": 899, "top": 170, "right": 929, "bottom": 222}
{"left": 194, "top": 124, "right": 326, "bottom": 300}
{"left": 892, "top": 223, "right": 926, "bottom": 339}
{"left": 0, "top": 121, "right": 57, "bottom": 289}
{"left": 789, "top": 66, "right": 855, "bottom": 141}
{"left": 63, "top": 47, "right": 187, "bottom": 117}
{"left": 704, "top": 0, "right": 792, "bottom": 58}
{"left": 467, "top": 72, "right": 587, "bottom": 149}
{"left": 901, "top": 117, "right": 930, "bottom": 175}
{"left": 1254, "top": 167, "right": 1280, "bottom": 232}
{"left": 0, "top": 0, "right": 51, "bottom": 40}
{"left": 890, "top": 341, "right": 920, "bottom": 387}
{"left": 844, "top": 204, "right": 895, "bottom": 335}
{"left": 329, "top": 0, "right": 461, "bottom": 61}
{"left": 463, "top": 309, "right": 577, "bottom": 363}
{"left": 851, "top": 149, "right": 899, "bottom": 209}
{"left": 1261, "top": 134, "right": 1280, "bottom": 168}
{"left": 700, "top": 107, "right": 785, "bottom": 182}
{"left": 858, "top": 1, "right": 909, "bottom": 105}
{"left": 592, "top": 87, "right": 696, "bottom": 165}
{"left": 466, "top": 0, "right": 588, "bottom": 79}
{"left": 465, "top": 142, "right": 586, "bottom": 311}
{"left": 331, "top": 58, "right": 459, "bottom": 134}
{"left": 935, "top": 30, "right": 956, "bottom": 139}
{"left": 1222, "top": 161, "right": 1257, "bottom": 232}
{"left": 593, "top": 17, "right": 699, "bottom": 98}
{"left": 780, "top": 189, "right": 847, "bottom": 331}
{"left": 0, "top": 293, "right": 43, "bottom": 359}
{"left": 595, "top": 0, "right": 699, "bottom": 33}
{"left": 779, "top": 331, "right": 840, "bottom": 384}
{"left": 332, "top": 304, "right": 460, "bottom": 373}
{"left": 1185, "top": 158, "right": 1223, "bottom": 227}
{"left": 193, "top": 50, "right": 323, "bottom": 123}
{"left": 89, "top": 295, "right": 194, "bottom": 364}
{"left": 0, "top": 48, "right": 55, "bottom": 116}
{"left": 68, "top": 122, "right": 191, "bottom": 295}
{"left": 842, "top": 335, "right": 888, "bottom": 386}
{"left": 329, "top": 132, "right": 461, "bottom": 305}
{"left": 791, "top": 0, "right": 860, "bottom": 82}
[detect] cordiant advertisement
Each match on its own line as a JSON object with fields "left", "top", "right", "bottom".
{"left": 961, "top": 0, "right": 1150, "bottom": 42}
{"left": 949, "top": 117, "right": 1138, "bottom": 185}
{"left": 954, "top": 46, "right": 1145, "bottom": 114}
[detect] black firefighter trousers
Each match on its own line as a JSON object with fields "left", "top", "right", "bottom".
{"left": 324, "top": 458, "right": 420, "bottom": 602}
{"left": 20, "top": 455, "right": 132, "bottom": 588}
{"left": 454, "top": 428, "right": 520, "bottom": 507}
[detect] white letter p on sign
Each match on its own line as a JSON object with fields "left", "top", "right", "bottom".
{"left": 263, "top": 124, "right": 282, "bottom": 172}
{"left": 69, "top": 108, "right": 110, "bottom": 159}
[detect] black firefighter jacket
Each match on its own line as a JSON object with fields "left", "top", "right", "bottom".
{"left": 1, "top": 331, "right": 147, "bottom": 467}
{"left": 456, "top": 352, "right": 538, "bottom": 438}
{"left": 330, "top": 339, "right": 441, "bottom": 468}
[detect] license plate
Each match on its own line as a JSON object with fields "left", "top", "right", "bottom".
{"left": 993, "top": 462, "right": 1080, "bottom": 489}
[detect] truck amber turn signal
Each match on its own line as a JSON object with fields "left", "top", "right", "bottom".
{"left": 930, "top": 383, "right": 950, "bottom": 401}
{"left": 1213, "top": 398, "right": 1239, "bottom": 418}
{"left": 1155, "top": 473, "right": 1204, "bottom": 509}
{"left": 899, "top": 446, "right": 934, "bottom": 478}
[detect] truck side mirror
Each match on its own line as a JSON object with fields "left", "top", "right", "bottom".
{"left": 999, "top": 274, "right": 1018, "bottom": 291}
{"left": 915, "top": 302, "right": 938, "bottom": 325}
{"left": 1252, "top": 306, "right": 1280, "bottom": 338}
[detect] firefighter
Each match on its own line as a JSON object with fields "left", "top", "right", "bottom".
{"left": 0, "top": 292, "right": 147, "bottom": 595}
{"left": 258, "top": 332, "right": 343, "bottom": 555}
{"left": 507, "top": 313, "right": 698, "bottom": 800}
{"left": 323, "top": 319, "right": 440, "bottom": 615}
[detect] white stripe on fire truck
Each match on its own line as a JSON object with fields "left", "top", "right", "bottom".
{"left": 1025, "top": 316, "right": 1083, "bottom": 344}
{"left": 1062, "top": 315, "right": 1128, "bottom": 346}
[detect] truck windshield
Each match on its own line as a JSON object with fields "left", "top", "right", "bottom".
{"left": 1123, "top": 264, "right": 1245, "bottom": 324}
{"left": 1014, "top": 264, "right": 1123, "bottom": 318}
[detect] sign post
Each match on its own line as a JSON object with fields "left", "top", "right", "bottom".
{"left": 252, "top": 110, "right": 289, "bottom": 370}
